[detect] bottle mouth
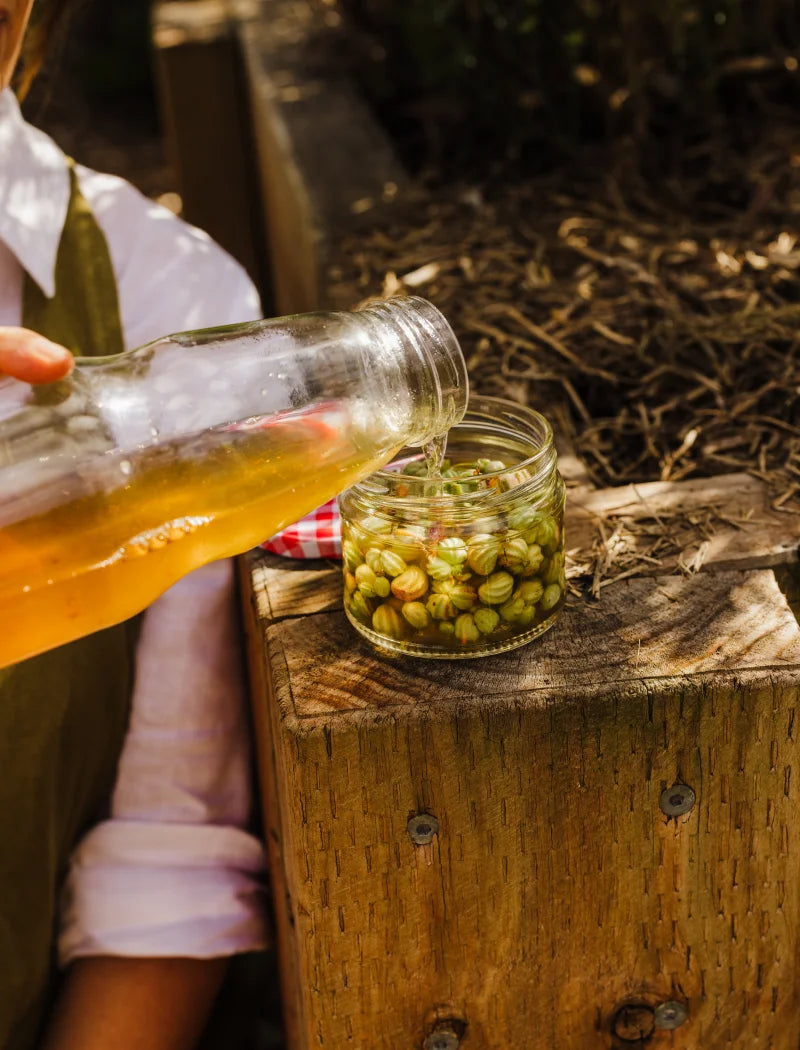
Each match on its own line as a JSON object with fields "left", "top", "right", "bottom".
{"left": 344, "top": 395, "right": 560, "bottom": 522}
{"left": 356, "top": 295, "right": 469, "bottom": 445}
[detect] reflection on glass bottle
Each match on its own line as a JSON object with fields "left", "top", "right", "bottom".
{"left": 0, "top": 297, "right": 467, "bottom": 667}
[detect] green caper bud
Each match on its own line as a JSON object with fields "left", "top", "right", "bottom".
{"left": 517, "top": 604, "right": 537, "bottom": 627}
{"left": 437, "top": 537, "right": 468, "bottom": 566}
{"left": 540, "top": 583, "right": 562, "bottom": 611}
{"left": 470, "top": 515, "right": 504, "bottom": 535}
{"left": 466, "top": 533, "right": 502, "bottom": 576}
{"left": 427, "top": 592, "right": 456, "bottom": 620}
{"left": 506, "top": 506, "right": 540, "bottom": 533}
{"left": 372, "top": 603, "right": 406, "bottom": 639}
{"left": 434, "top": 578, "right": 477, "bottom": 611}
{"left": 380, "top": 550, "right": 408, "bottom": 578}
{"left": 438, "top": 621, "right": 456, "bottom": 636}
{"left": 389, "top": 525, "right": 427, "bottom": 562}
{"left": 499, "top": 536, "right": 529, "bottom": 573}
{"left": 543, "top": 551, "right": 565, "bottom": 586}
{"left": 535, "top": 517, "right": 559, "bottom": 550}
{"left": 473, "top": 607, "right": 500, "bottom": 634}
{"left": 349, "top": 590, "right": 373, "bottom": 623}
{"left": 353, "top": 514, "right": 393, "bottom": 553}
{"left": 426, "top": 555, "right": 454, "bottom": 580}
{"left": 391, "top": 565, "right": 428, "bottom": 602}
{"left": 342, "top": 538, "right": 364, "bottom": 571}
{"left": 449, "top": 582, "right": 478, "bottom": 611}
{"left": 401, "top": 460, "right": 428, "bottom": 477}
{"left": 454, "top": 613, "right": 481, "bottom": 644}
{"left": 499, "top": 596, "right": 526, "bottom": 622}
{"left": 475, "top": 458, "right": 506, "bottom": 474}
{"left": 361, "top": 513, "right": 393, "bottom": 534}
{"left": 521, "top": 543, "right": 544, "bottom": 576}
{"left": 401, "top": 601, "right": 431, "bottom": 630}
{"left": 497, "top": 467, "right": 532, "bottom": 492}
{"left": 344, "top": 570, "right": 357, "bottom": 596}
{"left": 373, "top": 576, "right": 391, "bottom": 598}
{"left": 477, "top": 571, "right": 515, "bottom": 606}
{"left": 515, "top": 579, "right": 544, "bottom": 604}
{"left": 355, "top": 563, "right": 381, "bottom": 598}
{"left": 365, "top": 548, "right": 384, "bottom": 574}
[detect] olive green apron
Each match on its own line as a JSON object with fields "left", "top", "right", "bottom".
{"left": 0, "top": 160, "right": 134, "bottom": 1050}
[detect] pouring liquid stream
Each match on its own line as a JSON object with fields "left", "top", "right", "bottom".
{"left": 422, "top": 432, "right": 448, "bottom": 481}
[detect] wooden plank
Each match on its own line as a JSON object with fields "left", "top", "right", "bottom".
{"left": 245, "top": 467, "right": 800, "bottom": 633}
{"left": 568, "top": 472, "right": 800, "bottom": 579}
{"left": 235, "top": 0, "right": 408, "bottom": 312}
{"left": 239, "top": 556, "right": 306, "bottom": 1050}
{"left": 241, "top": 557, "right": 800, "bottom": 1049}
{"left": 252, "top": 560, "right": 800, "bottom": 719}
{"left": 152, "top": 0, "right": 270, "bottom": 299}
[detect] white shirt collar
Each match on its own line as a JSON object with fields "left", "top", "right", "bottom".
{"left": 0, "top": 88, "right": 70, "bottom": 297}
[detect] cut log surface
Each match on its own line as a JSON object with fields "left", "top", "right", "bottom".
{"left": 232, "top": 9, "right": 800, "bottom": 1042}
{"left": 568, "top": 472, "right": 800, "bottom": 577}
{"left": 242, "top": 546, "right": 800, "bottom": 1049}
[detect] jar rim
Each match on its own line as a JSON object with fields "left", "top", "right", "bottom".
{"left": 345, "top": 395, "right": 559, "bottom": 516}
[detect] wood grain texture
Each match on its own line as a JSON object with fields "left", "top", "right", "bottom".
{"left": 242, "top": 548, "right": 800, "bottom": 1049}
{"left": 568, "top": 472, "right": 800, "bottom": 574}
{"left": 236, "top": 0, "right": 408, "bottom": 313}
{"left": 244, "top": 551, "right": 800, "bottom": 719}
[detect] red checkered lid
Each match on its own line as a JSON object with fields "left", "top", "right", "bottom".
{"left": 261, "top": 499, "right": 342, "bottom": 559}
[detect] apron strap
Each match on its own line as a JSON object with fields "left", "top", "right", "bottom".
{"left": 22, "top": 158, "right": 125, "bottom": 358}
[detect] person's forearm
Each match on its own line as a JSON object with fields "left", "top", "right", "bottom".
{"left": 41, "top": 956, "right": 228, "bottom": 1050}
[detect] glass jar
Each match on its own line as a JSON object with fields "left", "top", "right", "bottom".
{"left": 0, "top": 296, "right": 467, "bottom": 669}
{"left": 338, "top": 396, "right": 566, "bottom": 659}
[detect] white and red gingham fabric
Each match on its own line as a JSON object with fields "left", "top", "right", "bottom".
{"left": 261, "top": 499, "right": 342, "bottom": 559}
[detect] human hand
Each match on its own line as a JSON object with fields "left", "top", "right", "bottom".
{"left": 0, "top": 327, "right": 74, "bottom": 383}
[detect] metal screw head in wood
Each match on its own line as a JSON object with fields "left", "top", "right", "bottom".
{"left": 423, "top": 1027, "right": 460, "bottom": 1050}
{"left": 659, "top": 783, "right": 696, "bottom": 817}
{"left": 408, "top": 813, "right": 439, "bottom": 845}
{"left": 611, "top": 1003, "right": 655, "bottom": 1041}
{"left": 654, "top": 1000, "right": 689, "bottom": 1030}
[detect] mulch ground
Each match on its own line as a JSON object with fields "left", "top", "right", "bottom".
{"left": 327, "top": 123, "right": 800, "bottom": 517}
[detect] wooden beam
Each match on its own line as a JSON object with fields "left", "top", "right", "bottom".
{"left": 151, "top": 0, "right": 271, "bottom": 300}
{"left": 568, "top": 472, "right": 800, "bottom": 579}
{"left": 235, "top": 0, "right": 408, "bottom": 313}
{"left": 241, "top": 549, "right": 800, "bottom": 1048}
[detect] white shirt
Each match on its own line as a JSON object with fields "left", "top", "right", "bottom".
{"left": 0, "top": 88, "right": 268, "bottom": 963}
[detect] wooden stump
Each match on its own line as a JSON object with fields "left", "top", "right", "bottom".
{"left": 229, "top": 3, "right": 800, "bottom": 1045}
{"left": 240, "top": 479, "right": 800, "bottom": 1050}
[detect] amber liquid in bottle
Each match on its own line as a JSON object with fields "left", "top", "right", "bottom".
{"left": 0, "top": 405, "right": 401, "bottom": 668}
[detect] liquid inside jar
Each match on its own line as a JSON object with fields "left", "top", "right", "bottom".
{"left": 338, "top": 399, "right": 566, "bottom": 660}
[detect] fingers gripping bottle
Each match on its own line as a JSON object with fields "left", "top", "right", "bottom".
{"left": 0, "top": 297, "right": 467, "bottom": 667}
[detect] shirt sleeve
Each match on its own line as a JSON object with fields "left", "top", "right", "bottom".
{"left": 58, "top": 168, "right": 268, "bottom": 963}
{"left": 58, "top": 560, "right": 270, "bottom": 963}
{"left": 74, "top": 165, "right": 262, "bottom": 346}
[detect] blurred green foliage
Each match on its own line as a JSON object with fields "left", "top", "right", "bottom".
{"left": 340, "top": 0, "right": 800, "bottom": 170}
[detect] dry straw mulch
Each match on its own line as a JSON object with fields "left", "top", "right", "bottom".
{"left": 326, "top": 133, "right": 800, "bottom": 588}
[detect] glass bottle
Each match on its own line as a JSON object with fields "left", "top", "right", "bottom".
{"left": 0, "top": 296, "right": 467, "bottom": 668}
{"left": 338, "top": 396, "right": 566, "bottom": 659}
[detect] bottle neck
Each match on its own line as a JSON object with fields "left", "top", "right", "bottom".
{"left": 353, "top": 297, "right": 469, "bottom": 447}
